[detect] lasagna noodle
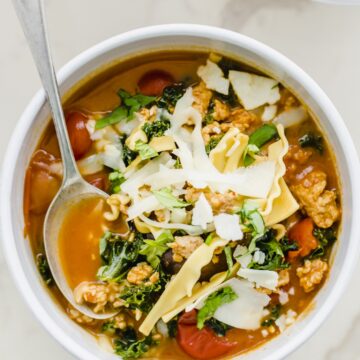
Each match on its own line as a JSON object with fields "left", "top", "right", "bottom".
{"left": 139, "top": 237, "right": 228, "bottom": 335}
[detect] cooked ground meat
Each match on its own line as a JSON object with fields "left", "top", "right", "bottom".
{"left": 185, "top": 187, "right": 240, "bottom": 214}
{"left": 284, "top": 145, "right": 313, "bottom": 182}
{"left": 127, "top": 262, "right": 159, "bottom": 285}
{"left": 213, "top": 99, "right": 230, "bottom": 121}
{"left": 290, "top": 170, "right": 339, "bottom": 228}
{"left": 296, "top": 259, "right": 328, "bottom": 293}
{"left": 192, "top": 81, "right": 212, "bottom": 116}
{"left": 168, "top": 236, "right": 204, "bottom": 262}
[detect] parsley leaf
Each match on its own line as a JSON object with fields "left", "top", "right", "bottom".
{"left": 108, "top": 170, "right": 125, "bottom": 194}
{"left": 139, "top": 231, "right": 173, "bottom": 268}
{"left": 197, "top": 286, "right": 238, "bottom": 329}
{"left": 134, "top": 140, "right": 158, "bottom": 160}
{"left": 153, "top": 188, "right": 189, "bottom": 209}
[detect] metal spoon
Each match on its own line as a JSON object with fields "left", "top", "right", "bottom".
{"left": 13, "top": 0, "right": 114, "bottom": 319}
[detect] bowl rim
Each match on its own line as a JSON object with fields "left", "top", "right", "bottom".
{"left": 1, "top": 23, "right": 360, "bottom": 360}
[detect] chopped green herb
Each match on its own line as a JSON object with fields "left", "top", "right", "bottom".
{"left": 108, "top": 170, "right": 125, "bottom": 194}
{"left": 135, "top": 140, "right": 158, "bottom": 160}
{"left": 205, "top": 135, "right": 223, "bottom": 155}
{"left": 139, "top": 231, "right": 173, "bottom": 268}
{"left": 118, "top": 89, "right": 156, "bottom": 120}
{"left": 261, "top": 304, "right": 282, "bottom": 327}
{"left": 299, "top": 132, "right": 323, "bottom": 154}
{"left": 153, "top": 188, "right": 189, "bottom": 209}
{"left": 239, "top": 200, "right": 265, "bottom": 237}
{"left": 205, "top": 233, "right": 214, "bottom": 245}
{"left": 36, "top": 253, "right": 53, "bottom": 285}
{"left": 224, "top": 246, "right": 233, "bottom": 277}
{"left": 95, "top": 89, "right": 156, "bottom": 129}
{"left": 142, "top": 117, "right": 171, "bottom": 140}
{"left": 244, "top": 124, "right": 278, "bottom": 166}
{"left": 95, "top": 107, "right": 128, "bottom": 130}
{"left": 197, "top": 286, "right": 238, "bottom": 329}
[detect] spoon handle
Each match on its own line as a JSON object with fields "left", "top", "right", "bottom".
{"left": 13, "top": 0, "right": 80, "bottom": 182}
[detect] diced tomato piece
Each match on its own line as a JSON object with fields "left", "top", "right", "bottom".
{"left": 288, "top": 218, "right": 318, "bottom": 259}
{"left": 25, "top": 149, "right": 62, "bottom": 214}
{"left": 85, "top": 172, "right": 108, "bottom": 191}
{"left": 176, "top": 310, "right": 237, "bottom": 360}
{"left": 66, "top": 111, "right": 92, "bottom": 159}
{"left": 138, "top": 70, "right": 175, "bottom": 96}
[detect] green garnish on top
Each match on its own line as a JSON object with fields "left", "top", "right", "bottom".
{"left": 95, "top": 89, "right": 156, "bottom": 129}
{"left": 197, "top": 286, "right": 238, "bottom": 329}
{"left": 153, "top": 188, "right": 189, "bottom": 209}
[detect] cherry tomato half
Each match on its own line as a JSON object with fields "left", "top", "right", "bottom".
{"left": 66, "top": 111, "right": 92, "bottom": 159}
{"left": 288, "top": 217, "right": 318, "bottom": 259}
{"left": 138, "top": 70, "right": 175, "bottom": 96}
{"left": 177, "top": 310, "right": 237, "bottom": 360}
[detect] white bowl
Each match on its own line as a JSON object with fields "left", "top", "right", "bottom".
{"left": 1, "top": 24, "right": 360, "bottom": 360}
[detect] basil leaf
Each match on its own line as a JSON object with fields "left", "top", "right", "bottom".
{"left": 244, "top": 124, "right": 278, "bottom": 166}
{"left": 153, "top": 188, "right": 189, "bottom": 209}
{"left": 95, "top": 107, "right": 128, "bottom": 129}
{"left": 197, "top": 286, "right": 238, "bottom": 329}
{"left": 139, "top": 231, "right": 173, "bottom": 268}
{"left": 135, "top": 140, "right": 158, "bottom": 160}
{"left": 118, "top": 89, "right": 156, "bottom": 120}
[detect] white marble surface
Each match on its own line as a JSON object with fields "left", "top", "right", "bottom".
{"left": 1, "top": 0, "right": 360, "bottom": 359}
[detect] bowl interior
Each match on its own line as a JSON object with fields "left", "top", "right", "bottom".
{"left": 2, "top": 25, "right": 359, "bottom": 360}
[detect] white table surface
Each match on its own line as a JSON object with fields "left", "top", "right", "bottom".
{"left": 1, "top": 0, "right": 360, "bottom": 359}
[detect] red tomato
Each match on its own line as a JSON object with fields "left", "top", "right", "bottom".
{"left": 288, "top": 217, "right": 318, "bottom": 259}
{"left": 66, "top": 111, "right": 92, "bottom": 159}
{"left": 85, "top": 173, "right": 107, "bottom": 191}
{"left": 26, "top": 149, "right": 62, "bottom": 214}
{"left": 138, "top": 70, "right": 174, "bottom": 96}
{"left": 177, "top": 310, "right": 237, "bottom": 360}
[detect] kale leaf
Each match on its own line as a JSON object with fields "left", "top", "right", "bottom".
{"left": 261, "top": 304, "right": 282, "bottom": 327}
{"left": 197, "top": 286, "right": 238, "bottom": 329}
{"left": 142, "top": 118, "right": 171, "bottom": 140}
{"left": 97, "top": 231, "right": 143, "bottom": 281}
{"left": 309, "top": 226, "right": 337, "bottom": 259}
{"left": 205, "top": 135, "right": 223, "bottom": 155}
{"left": 205, "top": 318, "right": 231, "bottom": 337}
{"left": 249, "top": 230, "right": 297, "bottom": 271}
{"left": 299, "top": 132, "right": 323, "bottom": 154}
{"left": 36, "top": 253, "right": 53, "bottom": 285}
{"left": 157, "top": 83, "right": 186, "bottom": 111}
{"left": 167, "top": 318, "right": 178, "bottom": 338}
{"left": 120, "top": 268, "right": 170, "bottom": 313}
{"left": 114, "top": 327, "right": 156, "bottom": 359}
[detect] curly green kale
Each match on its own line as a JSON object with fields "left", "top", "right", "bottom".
{"left": 36, "top": 253, "right": 53, "bottom": 285}
{"left": 309, "top": 226, "right": 337, "bottom": 259}
{"left": 97, "top": 231, "right": 143, "bottom": 281}
{"left": 157, "top": 83, "right": 186, "bottom": 111}
{"left": 142, "top": 117, "right": 171, "bottom": 140}
{"left": 261, "top": 304, "right": 282, "bottom": 327}
{"left": 114, "top": 327, "right": 156, "bottom": 359}
{"left": 299, "top": 132, "right": 324, "bottom": 154}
